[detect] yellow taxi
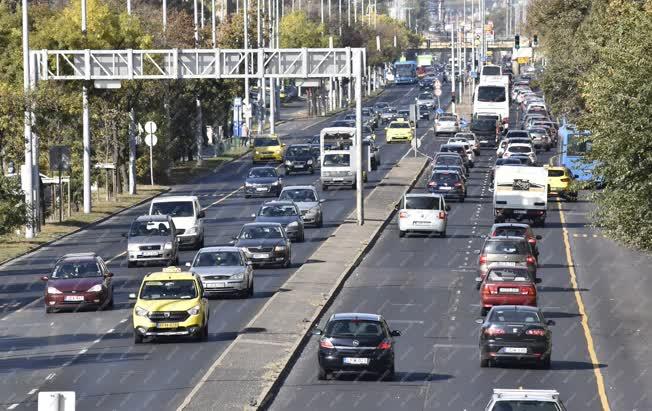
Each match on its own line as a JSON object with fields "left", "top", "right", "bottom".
{"left": 385, "top": 119, "right": 414, "bottom": 143}
{"left": 252, "top": 135, "right": 285, "bottom": 163}
{"left": 545, "top": 165, "right": 578, "bottom": 201}
{"left": 129, "top": 267, "right": 209, "bottom": 343}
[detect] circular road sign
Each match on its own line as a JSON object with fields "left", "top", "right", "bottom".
{"left": 434, "top": 79, "right": 442, "bottom": 89}
{"left": 145, "top": 134, "right": 158, "bottom": 147}
{"left": 144, "top": 121, "right": 157, "bottom": 134}
{"left": 434, "top": 88, "right": 442, "bottom": 97}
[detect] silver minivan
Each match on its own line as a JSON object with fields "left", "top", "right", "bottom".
{"left": 125, "top": 215, "right": 179, "bottom": 267}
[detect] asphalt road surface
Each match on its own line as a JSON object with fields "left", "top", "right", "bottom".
{"left": 267, "top": 127, "right": 619, "bottom": 409}
{"left": 0, "top": 82, "right": 451, "bottom": 410}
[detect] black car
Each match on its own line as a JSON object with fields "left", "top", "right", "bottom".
{"left": 419, "top": 104, "right": 431, "bottom": 120}
{"left": 477, "top": 305, "right": 554, "bottom": 369}
{"left": 284, "top": 144, "right": 316, "bottom": 175}
{"left": 253, "top": 201, "right": 305, "bottom": 242}
{"left": 244, "top": 167, "right": 283, "bottom": 198}
{"left": 332, "top": 119, "right": 355, "bottom": 128}
{"left": 314, "top": 313, "right": 401, "bottom": 380}
{"left": 233, "top": 223, "right": 291, "bottom": 268}
{"left": 438, "top": 144, "right": 470, "bottom": 168}
{"left": 427, "top": 170, "right": 466, "bottom": 201}
{"left": 433, "top": 153, "right": 468, "bottom": 176}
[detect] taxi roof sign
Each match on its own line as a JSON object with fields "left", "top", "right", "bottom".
{"left": 162, "top": 266, "right": 183, "bottom": 273}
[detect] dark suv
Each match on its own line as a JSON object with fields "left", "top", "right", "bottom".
{"left": 314, "top": 313, "right": 401, "bottom": 380}
{"left": 438, "top": 144, "right": 470, "bottom": 168}
{"left": 427, "top": 170, "right": 466, "bottom": 201}
{"left": 284, "top": 144, "right": 315, "bottom": 175}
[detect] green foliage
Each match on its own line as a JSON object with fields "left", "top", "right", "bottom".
{"left": 0, "top": 173, "right": 29, "bottom": 236}
{"left": 529, "top": 0, "right": 652, "bottom": 251}
{"left": 280, "top": 11, "right": 328, "bottom": 48}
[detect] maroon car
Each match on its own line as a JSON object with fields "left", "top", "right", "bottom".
{"left": 42, "top": 253, "right": 114, "bottom": 313}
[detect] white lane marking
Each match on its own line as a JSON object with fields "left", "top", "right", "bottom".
{"left": 28, "top": 389, "right": 37, "bottom": 395}
{"left": 45, "top": 373, "right": 56, "bottom": 381}
{"left": 202, "top": 185, "right": 244, "bottom": 210}
{"left": 7, "top": 404, "right": 19, "bottom": 410}
{"left": 79, "top": 348, "right": 88, "bottom": 354}
{"left": 106, "top": 251, "right": 126, "bottom": 264}
{"left": 238, "top": 338, "right": 293, "bottom": 347}
{"left": 93, "top": 339, "right": 101, "bottom": 344}
{"left": 120, "top": 319, "right": 128, "bottom": 323}
{"left": 107, "top": 328, "right": 115, "bottom": 333}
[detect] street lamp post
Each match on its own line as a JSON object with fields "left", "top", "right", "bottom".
{"left": 22, "top": 0, "right": 35, "bottom": 238}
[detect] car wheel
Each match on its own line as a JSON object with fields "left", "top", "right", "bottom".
{"left": 399, "top": 230, "right": 405, "bottom": 238}
{"left": 382, "top": 363, "right": 395, "bottom": 381}
{"left": 480, "top": 307, "right": 489, "bottom": 316}
{"left": 310, "top": 167, "right": 315, "bottom": 175}
{"left": 200, "top": 324, "right": 209, "bottom": 341}
{"left": 197, "top": 236, "right": 205, "bottom": 250}
{"left": 283, "top": 258, "right": 291, "bottom": 268}
{"left": 298, "top": 231, "right": 305, "bottom": 242}
{"left": 285, "top": 169, "right": 291, "bottom": 176}
{"left": 248, "top": 278, "right": 254, "bottom": 297}
{"left": 105, "top": 296, "right": 114, "bottom": 310}
{"left": 439, "top": 230, "right": 446, "bottom": 238}
{"left": 351, "top": 182, "right": 356, "bottom": 190}
{"left": 46, "top": 307, "right": 54, "bottom": 314}
{"left": 540, "top": 355, "right": 551, "bottom": 369}
{"left": 134, "top": 332, "right": 143, "bottom": 344}
{"left": 316, "top": 216, "right": 323, "bottom": 228}
{"left": 127, "top": 260, "right": 137, "bottom": 268}
{"left": 318, "top": 366, "right": 330, "bottom": 380}
{"left": 322, "top": 184, "right": 328, "bottom": 191}
{"left": 459, "top": 196, "right": 465, "bottom": 203}
{"left": 480, "top": 356, "right": 490, "bottom": 368}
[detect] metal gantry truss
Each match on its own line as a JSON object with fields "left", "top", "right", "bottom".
{"left": 31, "top": 47, "right": 364, "bottom": 81}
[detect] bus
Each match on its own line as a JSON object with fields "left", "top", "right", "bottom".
{"left": 558, "top": 123, "right": 602, "bottom": 186}
{"left": 473, "top": 76, "right": 510, "bottom": 130}
{"left": 394, "top": 61, "right": 418, "bottom": 85}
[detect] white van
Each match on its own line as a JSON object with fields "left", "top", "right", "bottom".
{"left": 149, "top": 196, "right": 205, "bottom": 249}
{"left": 473, "top": 76, "right": 510, "bottom": 130}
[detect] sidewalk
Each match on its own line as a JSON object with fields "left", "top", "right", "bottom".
{"left": 179, "top": 156, "right": 428, "bottom": 411}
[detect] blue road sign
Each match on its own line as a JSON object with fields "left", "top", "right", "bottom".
{"left": 436, "top": 108, "right": 444, "bottom": 115}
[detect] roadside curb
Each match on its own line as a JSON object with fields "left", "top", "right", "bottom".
{"left": 0, "top": 187, "right": 170, "bottom": 269}
{"left": 255, "top": 157, "right": 429, "bottom": 410}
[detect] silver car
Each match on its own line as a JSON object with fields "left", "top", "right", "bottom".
{"left": 278, "top": 185, "right": 325, "bottom": 227}
{"left": 484, "top": 389, "right": 567, "bottom": 411}
{"left": 126, "top": 215, "right": 179, "bottom": 268}
{"left": 186, "top": 246, "right": 254, "bottom": 298}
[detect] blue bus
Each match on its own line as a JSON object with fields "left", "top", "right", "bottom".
{"left": 558, "top": 123, "right": 601, "bottom": 185}
{"left": 394, "top": 60, "right": 417, "bottom": 85}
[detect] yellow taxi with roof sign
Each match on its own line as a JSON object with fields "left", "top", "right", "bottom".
{"left": 385, "top": 119, "right": 414, "bottom": 143}
{"left": 129, "top": 266, "right": 209, "bottom": 343}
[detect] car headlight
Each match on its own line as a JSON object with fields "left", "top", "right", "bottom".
{"left": 274, "top": 245, "right": 287, "bottom": 251}
{"left": 271, "top": 180, "right": 280, "bottom": 185}
{"left": 164, "top": 242, "right": 173, "bottom": 250}
{"left": 134, "top": 306, "right": 149, "bottom": 317}
{"left": 287, "top": 221, "right": 299, "bottom": 228}
{"left": 47, "top": 286, "right": 62, "bottom": 294}
{"left": 185, "top": 226, "right": 198, "bottom": 235}
{"left": 307, "top": 159, "right": 313, "bottom": 165}
{"left": 128, "top": 244, "right": 139, "bottom": 252}
{"left": 255, "top": 150, "right": 260, "bottom": 155}
{"left": 187, "top": 305, "right": 201, "bottom": 316}
{"left": 230, "top": 271, "right": 245, "bottom": 280}
{"left": 245, "top": 181, "right": 253, "bottom": 187}
{"left": 87, "top": 284, "right": 103, "bottom": 293}
{"left": 285, "top": 160, "right": 293, "bottom": 166}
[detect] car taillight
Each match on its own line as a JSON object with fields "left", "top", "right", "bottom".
{"left": 438, "top": 211, "right": 446, "bottom": 219}
{"left": 503, "top": 117, "right": 509, "bottom": 124}
{"left": 560, "top": 178, "right": 570, "bottom": 182}
{"left": 484, "top": 326, "right": 506, "bottom": 336}
{"left": 503, "top": 152, "right": 510, "bottom": 158}
{"left": 454, "top": 182, "right": 463, "bottom": 187}
{"left": 528, "top": 238, "right": 536, "bottom": 244}
{"left": 428, "top": 181, "right": 436, "bottom": 187}
{"left": 526, "top": 329, "right": 546, "bottom": 336}
{"left": 319, "top": 339, "right": 334, "bottom": 349}
{"left": 479, "top": 255, "right": 487, "bottom": 264}
{"left": 520, "top": 286, "right": 535, "bottom": 295}
{"left": 482, "top": 283, "right": 498, "bottom": 295}
{"left": 399, "top": 211, "right": 408, "bottom": 219}
{"left": 377, "top": 340, "right": 392, "bottom": 350}
{"left": 526, "top": 255, "right": 536, "bottom": 264}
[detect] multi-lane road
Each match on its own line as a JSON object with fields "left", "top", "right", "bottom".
{"left": 0, "top": 82, "right": 450, "bottom": 410}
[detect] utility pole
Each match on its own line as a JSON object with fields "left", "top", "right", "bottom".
{"left": 354, "top": 49, "right": 364, "bottom": 225}
{"left": 194, "top": 0, "right": 204, "bottom": 163}
{"left": 471, "top": 0, "right": 476, "bottom": 93}
{"left": 450, "top": 18, "right": 456, "bottom": 113}
{"left": 163, "top": 0, "right": 167, "bottom": 31}
{"left": 82, "top": 0, "right": 92, "bottom": 214}
{"left": 22, "top": 0, "right": 35, "bottom": 238}
{"left": 212, "top": 0, "right": 217, "bottom": 47}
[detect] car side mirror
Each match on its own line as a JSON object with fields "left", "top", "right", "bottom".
{"left": 319, "top": 199, "right": 325, "bottom": 203}
{"left": 121, "top": 233, "right": 127, "bottom": 238}
{"left": 175, "top": 229, "right": 184, "bottom": 235}
{"left": 198, "top": 210, "right": 206, "bottom": 218}
{"left": 312, "top": 327, "right": 322, "bottom": 336}
{"left": 535, "top": 278, "right": 542, "bottom": 284}
{"left": 475, "top": 318, "right": 484, "bottom": 324}
{"left": 473, "top": 250, "right": 481, "bottom": 255}
{"left": 128, "top": 293, "right": 137, "bottom": 300}
{"left": 185, "top": 262, "right": 191, "bottom": 267}
{"left": 475, "top": 277, "right": 482, "bottom": 283}
{"left": 535, "top": 235, "right": 542, "bottom": 240}
{"left": 394, "top": 204, "right": 400, "bottom": 211}
{"left": 390, "top": 330, "right": 401, "bottom": 337}
{"left": 547, "top": 320, "right": 556, "bottom": 326}
{"left": 105, "top": 272, "right": 114, "bottom": 278}
{"left": 229, "top": 240, "right": 236, "bottom": 245}
{"left": 251, "top": 213, "right": 256, "bottom": 218}
{"left": 41, "top": 276, "right": 48, "bottom": 281}
{"left": 445, "top": 205, "right": 451, "bottom": 211}
{"left": 246, "top": 261, "right": 253, "bottom": 266}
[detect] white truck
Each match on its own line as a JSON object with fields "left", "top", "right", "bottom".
{"left": 319, "top": 127, "right": 368, "bottom": 190}
{"left": 493, "top": 166, "right": 548, "bottom": 227}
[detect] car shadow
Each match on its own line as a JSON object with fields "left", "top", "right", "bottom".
{"left": 542, "top": 311, "right": 582, "bottom": 319}
{"left": 538, "top": 286, "right": 590, "bottom": 292}
{"left": 327, "top": 371, "right": 454, "bottom": 382}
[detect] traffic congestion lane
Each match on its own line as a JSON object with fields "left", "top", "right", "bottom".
{"left": 268, "top": 148, "right": 604, "bottom": 411}
{"left": 0, "top": 84, "right": 445, "bottom": 410}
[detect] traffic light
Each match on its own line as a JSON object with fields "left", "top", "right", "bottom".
{"left": 533, "top": 35, "right": 539, "bottom": 46}
{"left": 514, "top": 34, "right": 520, "bottom": 49}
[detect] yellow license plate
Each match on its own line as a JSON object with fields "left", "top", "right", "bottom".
{"left": 157, "top": 322, "right": 179, "bottom": 329}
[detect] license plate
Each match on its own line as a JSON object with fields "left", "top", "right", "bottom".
{"left": 141, "top": 250, "right": 160, "bottom": 256}
{"left": 504, "top": 347, "right": 527, "bottom": 354}
{"left": 295, "top": 164, "right": 304, "bottom": 168}
{"left": 157, "top": 323, "right": 179, "bottom": 329}
{"left": 413, "top": 221, "right": 430, "bottom": 225}
{"left": 256, "top": 187, "right": 268, "bottom": 191}
{"left": 253, "top": 253, "right": 269, "bottom": 259}
{"left": 499, "top": 287, "right": 520, "bottom": 293}
{"left": 64, "top": 295, "right": 84, "bottom": 302}
{"left": 204, "top": 281, "right": 225, "bottom": 288}
{"left": 494, "top": 261, "right": 517, "bottom": 266}
{"left": 333, "top": 178, "right": 343, "bottom": 182}
{"left": 343, "top": 357, "right": 369, "bottom": 365}
{"left": 514, "top": 210, "right": 527, "bottom": 214}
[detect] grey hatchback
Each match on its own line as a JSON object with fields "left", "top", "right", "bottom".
{"left": 125, "top": 215, "right": 179, "bottom": 267}
{"left": 476, "top": 236, "right": 537, "bottom": 289}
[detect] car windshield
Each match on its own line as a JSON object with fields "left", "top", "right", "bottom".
{"left": 249, "top": 168, "right": 277, "bottom": 178}
{"left": 323, "top": 154, "right": 350, "bottom": 166}
{"left": 492, "top": 401, "right": 560, "bottom": 411}
{"left": 139, "top": 280, "right": 198, "bottom": 300}
{"left": 253, "top": 139, "right": 280, "bottom": 147}
{"left": 332, "top": 121, "right": 354, "bottom": 127}
{"left": 484, "top": 240, "right": 528, "bottom": 254}
{"left": 509, "top": 132, "right": 529, "bottom": 138}
{"left": 383, "top": 108, "right": 397, "bottom": 114}
{"left": 483, "top": 66, "right": 501, "bottom": 75}
{"left": 279, "top": 189, "right": 317, "bottom": 202}
{"left": 508, "top": 146, "right": 532, "bottom": 153}
{"left": 439, "top": 116, "right": 457, "bottom": 122}
{"left": 390, "top": 122, "right": 410, "bottom": 129}
{"left": 418, "top": 93, "right": 432, "bottom": 100}
{"left": 52, "top": 260, "right": 102, "bottom": 279}
{"left": 193, "top": 251, "right": 243, "bottom": 267}
{"left": 405, "top": 196, "right": 441, "bottom": 210}
{"left": 286, "top": 146, "right": 312, "bottom": 157}
{"left": 259, "top": 204, "right": 298, "bottom": 217}
{"left": 151, "top": 201, "right": 194, "bottom": 217}
{"left": 433, "top": 173, "right": 460, "bottom": 184}
{"left": 440, "top": 146, "right": 463, "bottom": 154}
{"left": 325, "top": 320, "right": 384, "bottom": 338}
{"left": 487, "top": 268, "right": 531, "bottom": 282}
{"left": 489, "top": 309, "right": 541, "bottom": 324}
{"left": 478, "top": 86, "right": 506, "bottom": 102}
{"left": 548, "top": 169, "right": 566, "bottom": 177}
{"left": 435, "top": 157, "right": 461, "bottom": 166}
{"left": 529, "top": 128, "right": 547, "bottom": 135}
{"left": 130, "top": 221, "right": 171, "bottom": 237}
{"left": 239, "top": 225, "right": 283, "bottom": 239}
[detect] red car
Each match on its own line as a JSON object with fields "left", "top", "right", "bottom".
{"left": 42, "top": 253, "right": 114, "bottom": 313}
{"left": 488, "top": 223, "right": 542, "bottom": 260}
{"left": 477, "top": 266, "right": 539, "bottom": 316}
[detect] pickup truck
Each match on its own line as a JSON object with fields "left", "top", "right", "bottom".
{"left": 493, "top": 166, "right": 548, "bottom": 227}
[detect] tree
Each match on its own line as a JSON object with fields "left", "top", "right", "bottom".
{"left": 0, "top": 174, "right": 29, "bottom": 236}
{"left": 279, "top": 11, "right": 328, "bottom": 48}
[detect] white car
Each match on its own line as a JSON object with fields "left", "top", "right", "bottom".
{"left": 434, "top": 114, "right": 459, "bottom": 135}
{"left": 397, "top": 193, "right": 449, "bottom": 238}
{"left": 449, "top": 142, "right": 475, "bottom": 166}
{"left": 149, "top": 195, "right": 205, "bottom": 249}
{"left": 484, "top": 389, "right": 567, "bottom": 411}
{"left": 503, "top": 143, "right": 537, "bottom": 164}
{"left": 452, "top": 132, "right": 480, "bottom": 155}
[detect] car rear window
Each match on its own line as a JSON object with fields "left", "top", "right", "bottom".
{"left": 433, "top": 173, "right": 461, "bottom": 184}
{"left": 487, "top": 268, "right": 531, "bottom": 282}
{"left": 151, "top": 201, "right": 194, "bottom": 217}
{"left": 390, "top": 122, "right": 410, "bottom": 129}
{"left": 548, "top": 170, "right": 565, "bottom": 177}
{"left": 489, "top": 309, "right": 541, "bottom": 324}
{"left": 405, "top": 196, "right": 441, "bottom": 210}
{"left": 491, "top": 401, "right": 560, "bottom": 411}
{"left": 509, "top": 146, "right": 532, "bottom": 153}
{"left": 325, "top": 320, "right": 383, "bottom": 338}
{"left": 493, "top": 227, "right": 527, "bottom": 237}
{"left": 508, "top": 131, "right": 529, "bottom": 138}
{"left": 484, "top": 240, "right": 528, "bottom": 254}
